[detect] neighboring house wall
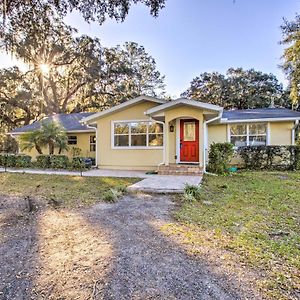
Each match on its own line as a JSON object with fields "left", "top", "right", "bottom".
{"left": 96, "top": 101, "right": 163, "bottom": 170}
{"left": 18, "top": 132, "right": 96, "bottom": 160}
{"left": 269, "top": 121, "right": 294, "bottom": 145}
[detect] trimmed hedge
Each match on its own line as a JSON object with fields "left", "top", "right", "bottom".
{"left": 0, "top": 153, "right": 92, "bottom": 170}
{"left": 36, "top": 155, "right": 51, "bottom": 168}
{"left": 238, "top": 145, "right": 300, "bottom": 171}
{"left": 70, "top": 157, "right": 86, "bottom": 170}
{"left": 207, "top": 142, "right": 234, "bottom": 174}
{"left": 15, "top": 155, "right": 32, "bottom": 168}
{"left": 50, "top": 155, "right": 69, "bottom": 169}
{"left": 0, "top": 153, "right": 32, "bottom": 167}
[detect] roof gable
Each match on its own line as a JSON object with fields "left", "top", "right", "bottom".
{"left": 82, "top": 95, "right": 166, "bottom": 124}
{"left": 145, "top": 98, "right": 223, "bottom": 116}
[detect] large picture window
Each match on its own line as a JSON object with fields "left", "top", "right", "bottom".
{"left": 230, "top": 123, "right": 267, "bottom": 147}
{"left": 113, "top": 121, "right": 163, "bottom": 148}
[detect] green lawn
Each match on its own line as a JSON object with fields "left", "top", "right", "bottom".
{"left": 170, "top": 172, "right": 300, "bottom": 299}
{"left": 0, "top": 173, "right": 139, "bottom": 207}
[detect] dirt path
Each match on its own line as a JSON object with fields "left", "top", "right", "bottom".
{"left": 85, "top": 194, "right": 252, "bottom": 300}
{"left": 0, "top": 193, "right": 259, "bottom": 299}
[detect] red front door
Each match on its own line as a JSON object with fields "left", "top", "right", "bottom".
{"left": 180, "top": 119, "right": 199, "bottom": 162}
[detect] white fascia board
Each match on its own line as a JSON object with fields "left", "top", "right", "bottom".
{"left": 145, "top": 98, "right": 223, "bottom": 116}
{"left": 220, "top": 117, "right": 300, "bottom": 124}
{"left": 81, "top": 95, "right": 166, "bottom": 124}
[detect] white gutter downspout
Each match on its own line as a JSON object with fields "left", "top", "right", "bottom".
{"left": 149, "top": 117, "right": 165, "bottom": 167}
{"left": 203, "top": 111, "right": 223, "bottom": 174}
{"left": 292, "top": 120, "right": 299, "bottom": 146}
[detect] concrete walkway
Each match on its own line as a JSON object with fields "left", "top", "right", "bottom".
{"left": 0, "top": 167, "right": 149, "bottom": 178}
{"left": 127, "top": 175, "right": 202, "bottom": 193}
{"left": 0, "top": 167, "right": 202, "bottom": 193}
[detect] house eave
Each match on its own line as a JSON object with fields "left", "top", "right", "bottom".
{"left": 145, "top": 98, "right": 223, "bottom": 116}
{"left": 219, "top": 117, "right": 300, "bottom": 124}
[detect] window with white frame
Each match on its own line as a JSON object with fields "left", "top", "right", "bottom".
{"left": 113, "top": 121, "right": 163, "bottom": 148}
{"left": 90, "top": 135, "right": 96, "bottom": 152}
{"left": 229, "top": 123, "right": 267, "bottom": 147}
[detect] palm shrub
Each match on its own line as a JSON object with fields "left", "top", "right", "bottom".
{"left": 207, "top": 142, "right": 234, "bottom": 174}
{"left": 19, "top": 121, "right": 68, "bottom": 155}
{"left": 19, "top": 131, "right": 44, "bottom": 154}
{"left": 39, "top": 122, "right": 68, "bottom": 155}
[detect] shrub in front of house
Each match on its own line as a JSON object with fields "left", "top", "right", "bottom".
{"left": 49, "top": 155, "right": 69, "bottom": 169}
{"left": 238, "top": 145, "right": 300, "bottom": 170}
{"left": 207, "top": 142, "right": 234, "bottom": 174}
{"left": 36, "top": 155, "right": 51, "bottom": 169}
{"left": 70, "top": 157, "right": 87, "bottom": 170}
{"left": 184, "top": 184, "right": 201, "bottom": 201}
{"left": 15, "top": 155, "right": 32, "bottom": 168}
{"left": 5, "top": 154, "right": 17, "bottom": 167}
{"left": 0, "top": 154, "right": 6, "bottom": 166}
{"left": 0, "top": 153, "right": 15, "bottom": 167}
{"left": 0, "top": 153, "right": 32, "bottom": 168}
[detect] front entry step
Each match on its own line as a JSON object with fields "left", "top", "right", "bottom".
{"left": 158, "top": 164, "right": 203, "bottom": 176}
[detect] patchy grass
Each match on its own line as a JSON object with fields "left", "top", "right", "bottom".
{"left": 169, "top": 172, "right": 300, "bottom": 299}
{"left": 0, "top": 173, "right": 139, "bottom": 207}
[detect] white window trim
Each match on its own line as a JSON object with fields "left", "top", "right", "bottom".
{"left": 89, "top": 134, "right": 96, "bottom": 152}
{"left": 228, "top": 122, "right": 270, "bottom": 147}
{"left": 111, "top": 120, "right": 164, "bottom": 150}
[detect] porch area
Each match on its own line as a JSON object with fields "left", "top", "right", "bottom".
{"left": 157, "top": 164, "right": 203, "bottom": 176}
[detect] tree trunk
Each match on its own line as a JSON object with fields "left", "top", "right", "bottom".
{"left": 49, "top": 141, "right": 54, "bottom": 155}
{"left": 35, "top": 145, "right": 43, "bottom": 155}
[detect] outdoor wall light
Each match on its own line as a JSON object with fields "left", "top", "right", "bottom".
{"left": 169, "top": 124, "right": 174, "bottom": 132}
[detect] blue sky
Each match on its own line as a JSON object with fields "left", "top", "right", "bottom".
{"left": 0, "top": 0, "right": 299, "bottom": 97}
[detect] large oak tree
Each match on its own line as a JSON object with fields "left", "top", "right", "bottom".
{"left": 0, "top": 9, "right": 165, "bottom": 136}
{"left": 182, "top": 68, "right": 289, "bottom": 109}
{"left": 0, "top": 0, "right": 166, "bottom": 27}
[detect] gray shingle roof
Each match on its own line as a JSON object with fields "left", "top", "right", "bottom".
{"left": 222, "top": 108, "right": 300, "bottom": 121}
{"left": 11, "top": 112, "right": 95, "bottom": 134}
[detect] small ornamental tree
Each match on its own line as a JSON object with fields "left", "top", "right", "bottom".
{"left": 19, "top": 121, "right": 68, "bottom": 155}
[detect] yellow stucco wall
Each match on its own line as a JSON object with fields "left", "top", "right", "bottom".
{"left": 208, "top": 124, "right": 228, "bottom": 147}
{"left": 95, "top": 101, "right": 163, "bottom": 170}
{"left": 168, "top": 120, "right": 176, "bottom": 164}
{"left": 18, "top": 132, "right": 96, "bottom": 160}
{"left": 207, "top": 121, "right": 295, "bottom": 166}
{"left": 270, "top": 121, "right": 293, "bottom": 145}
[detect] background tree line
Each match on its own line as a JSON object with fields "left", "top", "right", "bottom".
{"left": 0, "top": 1, "right": 300, "bottom": 151}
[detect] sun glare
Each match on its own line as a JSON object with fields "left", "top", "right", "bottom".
{"left": 39, "top": 63, "right": 50, "bottom": 75}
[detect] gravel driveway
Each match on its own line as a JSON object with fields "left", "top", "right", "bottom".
{"left": 85, "top": 194, "right": 248, "bottom": 300}
{"left": 1, "top": 193, "right": 256, "bottom": 299}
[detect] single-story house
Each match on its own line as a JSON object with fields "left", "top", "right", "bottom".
{"left": 11, "top": 95, "right": 300, "bottom": 173}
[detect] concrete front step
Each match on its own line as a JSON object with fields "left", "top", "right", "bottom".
{"left": 158, "top": 164, "right": 203, "bottom": 176}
